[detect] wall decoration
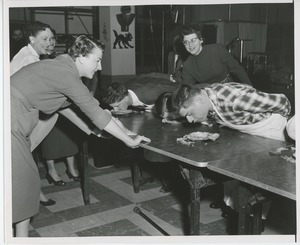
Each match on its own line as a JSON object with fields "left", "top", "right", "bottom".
{"left": 112, "top": 30, "right": 134, "bottom": 49}
{"left": 116, "top": 6, "right": 135, "bottom": 32}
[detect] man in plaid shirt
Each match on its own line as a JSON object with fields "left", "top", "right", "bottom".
{"left": 174, "top": 82, "right": 292, "bottom": 233}
{"left": 175, "top": 82, "right": 291, "bottom": 141}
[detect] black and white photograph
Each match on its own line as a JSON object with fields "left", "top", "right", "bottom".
{"left": 2, "top": 0, "right": 298, "bottom": 244}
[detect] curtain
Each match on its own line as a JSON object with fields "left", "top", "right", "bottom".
{"left": 238, "top": 22, "right": 267, "bottom": 58}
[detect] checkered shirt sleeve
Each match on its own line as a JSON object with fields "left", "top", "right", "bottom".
{"left": 206, "top": 83, "right": 291, "bottom": 125}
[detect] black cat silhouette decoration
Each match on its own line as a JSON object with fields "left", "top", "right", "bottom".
{"left": 113, "top": 30, "right": 134, "bottom": 49}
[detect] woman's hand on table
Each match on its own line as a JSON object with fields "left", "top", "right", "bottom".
{"left": 125, "top": 135, "right": 151, "bottom": 148}
{"left": 113, "top": 117, "right": 137, "bottom": 136}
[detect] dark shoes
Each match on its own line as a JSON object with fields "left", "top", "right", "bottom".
{"left": 65, "top": 169, "right": 81, "bottom": 182}
{"left": 46, "top": 173, "right": 66, "bottom": 186}
{"left": 159, "top": 184, "right": 172, "bottom": 193}
{"left": 221, "top": 205, "right": 235, "bottom": 219}
{"left": 222, "top": 205, "right": 266, "bottom": 234}
{"left": 40, "top": 199, "right": 56, "bottom": 206}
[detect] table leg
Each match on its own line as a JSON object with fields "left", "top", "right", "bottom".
{"left": 238, "top": 203, "right": 251, "bottom": 234}
{"left": 79, "top": 139, "right": 90, "bottom": 205}
{"left": 189, "top": 168, "right": 207, "bottom": 235}
{"left": 238, "top": 182, "right": 264, "bottom": 235}
{"left": 132, "top": 160, "right": 140, "bottom": 193}
{"left": 252, "top": 203, "right": 263, "bottom": 234}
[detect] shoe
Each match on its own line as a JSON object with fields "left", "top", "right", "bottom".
{"left": 40, "top": 199, "right": 56, "bottom": 206}
{"left": 65, "top": 169, "right": 81, "bottom": 182}
{"left": 159, "top": 184, "right": 172, "bottom": 193}
{"left": 221, "top": 205, "right": 236, "bottom": 219}
{"left": 46, "top": 173, "right": 66, "bottom": 186}
{"left": 210, "top": 200, "right": 226, "bottom": 209}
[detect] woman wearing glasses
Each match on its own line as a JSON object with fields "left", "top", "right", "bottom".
{"left": 180, "top": 23, "right": 252, "bottom": 86}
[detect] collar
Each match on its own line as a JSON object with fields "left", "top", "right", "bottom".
{"left": 27, "top": 44, "right": 39, "bottom": 58}
{"left": 56, "top": 54, "right": 81, "bottom": 79}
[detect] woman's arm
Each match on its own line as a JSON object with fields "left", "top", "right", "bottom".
{"left": 103, "top": 118, "right": 150, "bottom": 148}
{"left": 58, "top": 107, "right": 93, "bottom": 135}
{"left": 218, "top": 44, "right": 252, "bottom": 85}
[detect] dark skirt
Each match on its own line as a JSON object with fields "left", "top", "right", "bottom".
{"left": 11, "top": 87, "right": 40, "bottom": 223}
{"left": 41, "top": 116, "right": 79, "bottom": 160}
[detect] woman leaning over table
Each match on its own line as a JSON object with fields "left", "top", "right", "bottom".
{"left": 10, "top": 21, "right": 57, "bottom": 207}
{"left": 10, "top": 35, "right": 150, "bottom": 237}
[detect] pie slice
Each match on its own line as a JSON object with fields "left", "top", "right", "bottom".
{"left": 183, "top": 131, "right": 220, "bottom": 141}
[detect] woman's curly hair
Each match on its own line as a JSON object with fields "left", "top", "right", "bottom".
{"left": 68, "top": 35, "right": 105, "bottom": 61}
{"left": 102, "top": 82, "right": 129, "bottom": 105}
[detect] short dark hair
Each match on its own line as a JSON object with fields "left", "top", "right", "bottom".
{"left": 155, "top": 92, "right": 181, "bottom": 120}
{"left": 24, "top": 21, "right": 52, "bottom": 44}
{"left": 155, "top": 92, "right": 172, "bottom": 117}
{"left": 68, "top": 35, "right": 105, "bottom": 61}
{"left": 102, "top": 82, "right": 128, "bottom": 105}
{"left": 180, "top": 23, "right": 203, "bottom": 40}
{"left": 173, "top": 84, "right": 203, "bottom": 109}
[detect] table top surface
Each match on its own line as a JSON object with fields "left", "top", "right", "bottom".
{"left": 119, "top": 111, "right": 290, "bottom": 168}
{"left": 207, "top": 149, "right": 296, "bottom": 200}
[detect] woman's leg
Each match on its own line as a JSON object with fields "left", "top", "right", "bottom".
{"left": 46, "top": 159, "right": 61, "bottom": 181}
{"left": 39, "top": 191, "right": 49, "bottom": 202}
{"left": 15, "top": 218, "right": 30, "bottom": 237}
{"left": 66, "top": 156, "right": 79, "bottom": 177}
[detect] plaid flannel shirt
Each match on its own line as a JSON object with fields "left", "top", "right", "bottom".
{"left": 205, "top": 82, "right": 291, "bottom": 125}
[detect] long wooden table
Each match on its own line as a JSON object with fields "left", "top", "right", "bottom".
{"left": 207, "top": 147, "right": 295, "bottom": 234}
{"left": 207, "top": 150, "right": 296, "bottom": 201}
{"left": 118, "top": 111, "right": 291, "bottom": 235}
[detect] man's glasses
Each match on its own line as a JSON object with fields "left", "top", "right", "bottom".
{"left": 183, "top": 37, "right": 199, "bottom": 46}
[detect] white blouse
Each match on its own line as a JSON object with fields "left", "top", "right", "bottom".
{"left": 10, "top": 44, "right": 39, "bottom": 75}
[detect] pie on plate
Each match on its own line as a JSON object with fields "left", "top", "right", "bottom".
{"left": 177, "top": 131, "right": 220, "bottom": 145}
{"left": 183, "top": 131, "right": 220, "bottom": 141}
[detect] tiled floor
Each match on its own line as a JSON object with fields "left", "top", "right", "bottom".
{"left": 28, "top": 154, "right": 296, "bottom": 240}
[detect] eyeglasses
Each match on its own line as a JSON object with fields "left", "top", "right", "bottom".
{"left": 183, "top": 37, "right": 199, "bottom": 46}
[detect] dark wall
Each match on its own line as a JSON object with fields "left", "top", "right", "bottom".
{"left": 135, "top": 3, "right": 294, "bottom": 77}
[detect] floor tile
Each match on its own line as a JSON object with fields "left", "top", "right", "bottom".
{"left": 44, "top": 188, "right": 98, "bottom": 213}
{"left": 76, "top": 219, "right": 150, "bottom": 236}
{"left": 27, "top": 157, "right": 296, "bottom": 238}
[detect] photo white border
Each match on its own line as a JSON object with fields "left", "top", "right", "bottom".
{"left": 2, "top": 0, "right": 297, "bottom": 244}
